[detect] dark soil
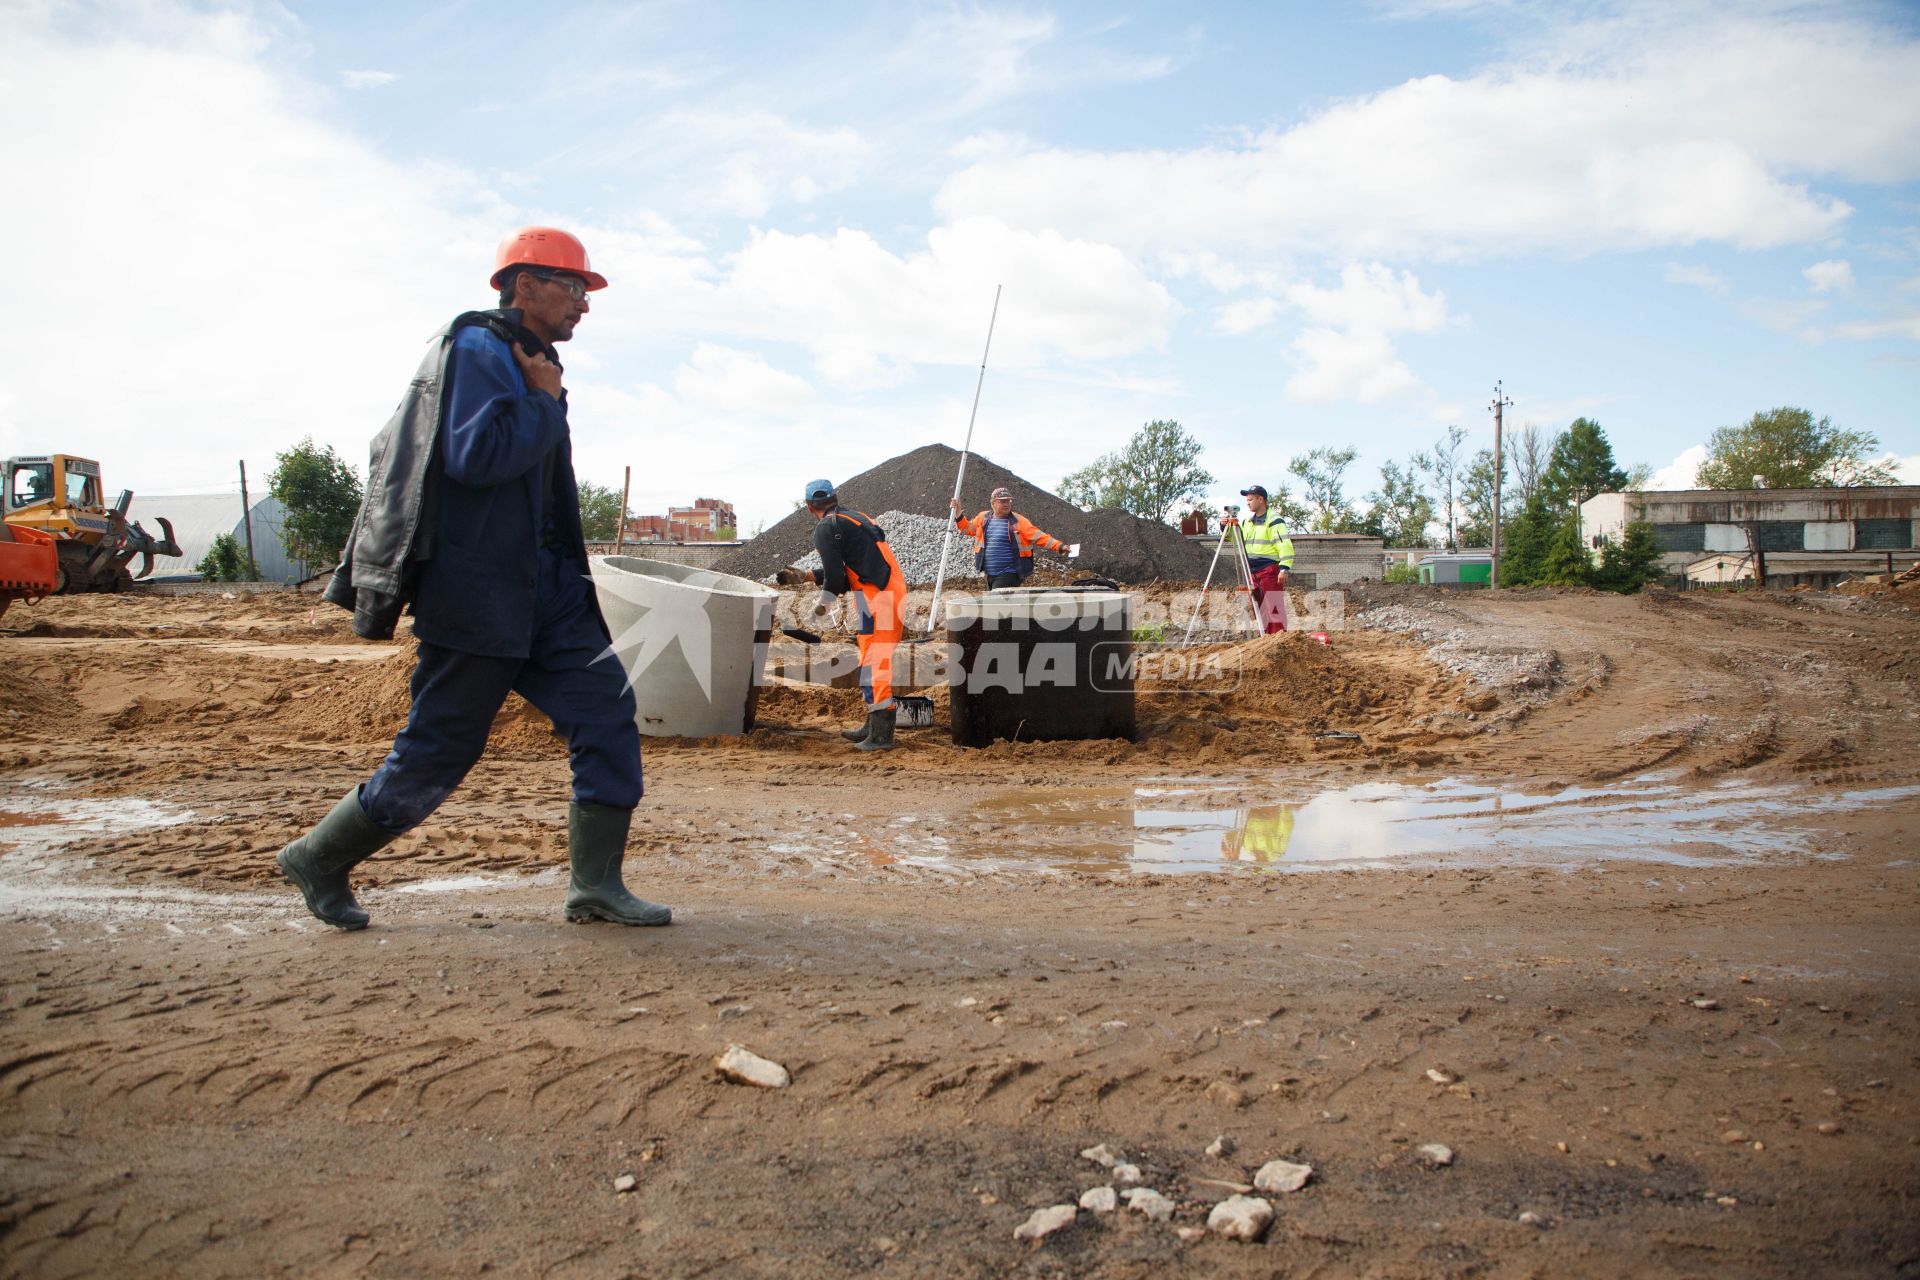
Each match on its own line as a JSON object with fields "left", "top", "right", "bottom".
{"left": 715, "top": 444, "right": 1215, "bottom": 583}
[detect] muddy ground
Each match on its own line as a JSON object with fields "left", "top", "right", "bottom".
{"left": 1, "top": 582, "right": 1916, "bottom": 1278}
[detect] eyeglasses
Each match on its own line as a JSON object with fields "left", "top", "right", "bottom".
{"left": 527, "top": 270, "right": 588, "bottom": 301}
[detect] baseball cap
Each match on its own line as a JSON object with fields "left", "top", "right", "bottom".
{"left": 1239, "top": 485, "right": 1269, "bottom": 499}
{"left": 990, "top": 486, "right": 1012, "bottom": 501}
{"left": 803, "top": 478, "right": 836, "bottom": 502}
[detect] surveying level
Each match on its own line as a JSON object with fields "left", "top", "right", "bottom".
{"left": 1181, "top": 507, "right": 1265, "bottom": 644}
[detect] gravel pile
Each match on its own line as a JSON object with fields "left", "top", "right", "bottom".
{"left": 718, "top": 443, "right": 1214, "bottom": 584}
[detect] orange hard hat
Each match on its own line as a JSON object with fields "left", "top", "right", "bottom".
{"left": 489, "top": 226, "right": 609, "bottom": 291}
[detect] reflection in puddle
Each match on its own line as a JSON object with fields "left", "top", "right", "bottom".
{"left": 884, "top": 777, "right": 1920, "bottom": 875}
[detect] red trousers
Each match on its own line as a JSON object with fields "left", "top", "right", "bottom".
{"left": 1250, "top": 564, "right": 1289, "bottom": 634}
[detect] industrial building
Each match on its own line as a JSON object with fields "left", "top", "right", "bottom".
{"left": 127, "top": 492, "right": 305, "bottom": 583}
{"left": 1580, "top": 486, "right": 1920, "bottom": 588}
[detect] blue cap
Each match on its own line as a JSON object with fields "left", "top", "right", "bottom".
{"left": 803, "top": 478, "right": 836, "bottom": 502}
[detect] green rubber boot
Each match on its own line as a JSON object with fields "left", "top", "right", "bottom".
{"left": 276, "top": 788, "right": 395, "bottom": 930}
{"left": 855, "top": 706, "right": 896, "bottom": 753}
{"left": 564, "top": 802, "right": 672, "bottom": 927}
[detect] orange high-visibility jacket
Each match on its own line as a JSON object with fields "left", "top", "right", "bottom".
{"left": 955, "top": 509, "right": 1066, "bottom": 577}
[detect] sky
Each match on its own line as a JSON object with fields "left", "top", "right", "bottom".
{"left": 2, "top": 0, "right": 1918, "bottom": 537}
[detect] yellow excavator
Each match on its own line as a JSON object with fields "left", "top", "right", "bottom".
{"left": 3, "top": 454, "right": 182, "bottom": 595}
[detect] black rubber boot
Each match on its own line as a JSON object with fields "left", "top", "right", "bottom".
{"left": 276, "top": 788, "right": 395, "bottom": 930}
{"left": 840, "top": 715, "right": 871, "bottom": 743}
{"left": 564, "top": 802, "right": 672, "bottom": 926}
{"left": 855, "top": 706, "right": 896, "bottom": 752}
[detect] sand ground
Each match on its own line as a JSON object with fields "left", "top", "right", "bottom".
{"left": 1, "top": 582, "right": 1916, "bottom": 1278}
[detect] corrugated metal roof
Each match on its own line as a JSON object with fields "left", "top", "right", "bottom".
{"left": 125, "top": 493, "right": 306, "bottom": 582}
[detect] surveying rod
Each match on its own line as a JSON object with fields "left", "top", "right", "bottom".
{"left": 925, "top": 285, "right": 1002, "bottom": 637}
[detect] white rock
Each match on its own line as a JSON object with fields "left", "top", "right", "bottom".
{"left": 1080, "top": 1142, "right": 1124, "bottom": 1168}
{"left": 1123, "top": 1188, "right": 1175, "bottom": 1222}
{"left": 1079, "top": 1186, "right": 1118, "bottom": 1213}
{"left": 612, "top": 1173, "right": 637, "bottom": 1193}
{"left": 1691, "top": 998, "right": 1721, "bottom": 1010}
{"left": 1426, "top": 1068, "right": 1455, "bottom": 1084}
{"left": 1252, "top": 1159, "right": 1313, "bottom": 1194}
{"left": 1518, "top": 1211, "right": 1547, "bottom": 1227}
{"left": 1013, "top": 1204, "right": 1076, "bottom": 1241}
{"left": 1417, "top": 1143, "right": 1455, "bottom": 1168}
{"left": 1205, "top": 1135, "right": 1237, "bottom": 1159}
{"left": 1207, "top": 1194, "right": 1274, "bottom": 1242}
{"left": 714, "top": 1043, "right": 790, "bottom": 1088}
{"left": 1175, "top": 1225, "right": 1207, "bottom": 1243}
{"left": 1112, "top": 1163, "right": 1143, "bottom": 1185}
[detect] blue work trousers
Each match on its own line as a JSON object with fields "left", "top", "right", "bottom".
{"left": 359, "top": 546, "right": 642, "bottom": 833}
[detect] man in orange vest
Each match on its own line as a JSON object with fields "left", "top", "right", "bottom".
{"left": 776, "top": 479, "right": 906, "bottom": 751}
{"left": 951, "top": 486, "right": 1072, "bottom": 588}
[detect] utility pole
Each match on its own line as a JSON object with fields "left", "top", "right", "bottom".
{"left": 1489, "top": 381, "right": 1512, "bottom": 590}
{"left": 238, "top": 460, "right": 257, "bottom": 579}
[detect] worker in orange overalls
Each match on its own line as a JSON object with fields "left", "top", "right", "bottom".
{"left": 776, "top": 479, "right": 906, "bottom": 752}
{"left": 950, "top": 485, "right": 1071, "bottom": 588}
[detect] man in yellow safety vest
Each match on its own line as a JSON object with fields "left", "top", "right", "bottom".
{"left": 1233, "top": 484, "right": 1293, "bottom": 633}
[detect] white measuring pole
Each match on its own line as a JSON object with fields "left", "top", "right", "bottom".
{"left": 925, "top": 285, "right": 1002, "bottom": 637}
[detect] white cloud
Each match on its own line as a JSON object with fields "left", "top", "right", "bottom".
{"left": 936, "top": 8, "right": 1920, "bottom": 259}
{"left": 340, "top": 69, "right": 397, "bottom": 90}
{"left": 1214, "top": 297, "right": 1279, "bottom": 334}
{"left": 1287, "top": 329, "right": 1422, "bottom": 403}
{"left": 1650, "top": 445, "right": 1708, "bottom": 490}
{"left": 1887, "top": 454, "right": 1920, "bottom": 484}
{"left": 1836, "top": 313, "right": 1920, "bottom": 342}
{"left": 1665, "top": 263, "right": 1731, "bottom": 295}
{"left": 1279, "top": 264, "right": 1452, "bottom": 403}
{"left": 672, "top": 344, "right": 814, "bottom": 413}
{"left": 1804, "top": 259, "right": 1854, "bottom": 293}
{"left": 0, "top": 5, "right": 487, "bottom": 493}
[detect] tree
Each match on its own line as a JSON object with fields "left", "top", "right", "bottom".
{"left": 576, "top": 480, "right": 629, "bottom": 541}
{"left": 1694, "top": 407, "right": 1897, "bottom": 489}
{"left": 1510, "top": 423, "right": 1555, "bottom": 508}
{"left": 1458, "top": 447, "right": 1507, "bottom": 548}
{"left": 1540, "top": 417, "right": 1627, "bottom": 509}
{"left": 1499, "top": 497, "right": 1554, "bottom": 586}
{"left": 1415, "top": 425, "right": 1469, "bottom": 550}
{"left": 1059, "top": 419, "right": 1214, "bottom": 522}
{"left": 1595, "top": 520, "right": 1664, "bottom": 593}
{"left": 1538, "top": 511, "right": 1594, "bottom": 586}
{"left": 1363, "top": 459, "right": 1433, "bottom": 547}
{"left": 195, "top": 532, "right": 259, "bottom": 582}
{"left": 1289, "top": 446, "right": 1361, "bottom": 532}
{"left": 268, "top": 438, "right": 362, "bottom": 570}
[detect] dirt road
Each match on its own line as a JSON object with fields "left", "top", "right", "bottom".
{"left": 2, "top": 584, "right": 1916, "bottom": 1277}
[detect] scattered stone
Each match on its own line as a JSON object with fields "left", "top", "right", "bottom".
{"left": 1175, "top": 1225, "right": 1207, "bottom": 1243}
{"left": 1099, "top": 1019, "right": 1129, "bottom": 1031}
{"left": 1080, "top": 1142, "right": 1124, "bottom": 1168}
{"left": 1555, "top": 1141, "right": 1570, "bottom": 1154}
{"left": 714, "top": 1044, "right": 790, "bottom": 1088}
{"left": 1013, "top": 1205, "right": 1077, "bottom": 1241}
{"left": 1716, "top": 1196, "right": 1738, "bottom": 1207}
{"left": 718, "top": 1004, "right": 752, "bottom": 1019}
{"left": 1205, "top": 1080, "right": 1248, "bottom": 1108}
{"left": 1112, "top": 1163, "right": 1143, "bottom": 1185}
{"left": 1818, "top": 1122, "right": 1843, "bottom": 1136}
{"left": 1252, "top": 1159, "right": 1313, "bottom": 1194}
{"left": 1206, "top": 1194, "right": 1274, "bottom": 1242}
{"left": 1190, "top": 1176, "right": 1254, "bottom": 1195}
{"left": 1447, "top": 1082, "right": 1475, "bottom": 1100}
{"left": 1124, "top": 1188, "right": 1175, "bottom": 1222}
{"left": 1206, "top": 1135, "right": 1237, "bottom": 1159}
{"left": 612, "top": 1174, "right": 637, "bottom": 1193}
{"left": 1518, "top": 1211, "right": 1547, "bottom": 1228}
{"left": 1691, "top": 998, "right": 1721, "bottom": 1010}
{"left": 1417, "top": 1143, "right": 1455, "bottom": 1168}
{"left": 1426, "top": 1068, "right": 1455, "bottom": 1085}
{"left": 957, "top": 996, "right": 979, "bottom": 1008}
{"left": 1720, "top": 1129, "right": 1749, "bottom": 1144}
{"left": 1079, "top": 1186, "right": 1118, "bottom": 1213}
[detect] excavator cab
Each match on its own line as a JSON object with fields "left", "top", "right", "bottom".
{"left": 3, "top": 454, "right": 182, "bottom": 593}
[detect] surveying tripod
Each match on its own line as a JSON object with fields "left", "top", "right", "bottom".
{"left": 1181, "top": 505, "right": 1267, "bottom": 645}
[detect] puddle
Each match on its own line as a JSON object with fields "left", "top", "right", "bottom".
{"left": 860, "top": 776, "right": 1920, "bottom": 875}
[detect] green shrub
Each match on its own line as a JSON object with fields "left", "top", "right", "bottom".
{"left": 1385, "top": 563, "right": 1418, "bottom": 584}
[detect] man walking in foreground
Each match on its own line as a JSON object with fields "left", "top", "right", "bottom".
{"left": 1235, "top": 484, "right": 1294, "bottom": 634}
{"left": 280, "top": 226, "right": 669, "bottom": 931}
